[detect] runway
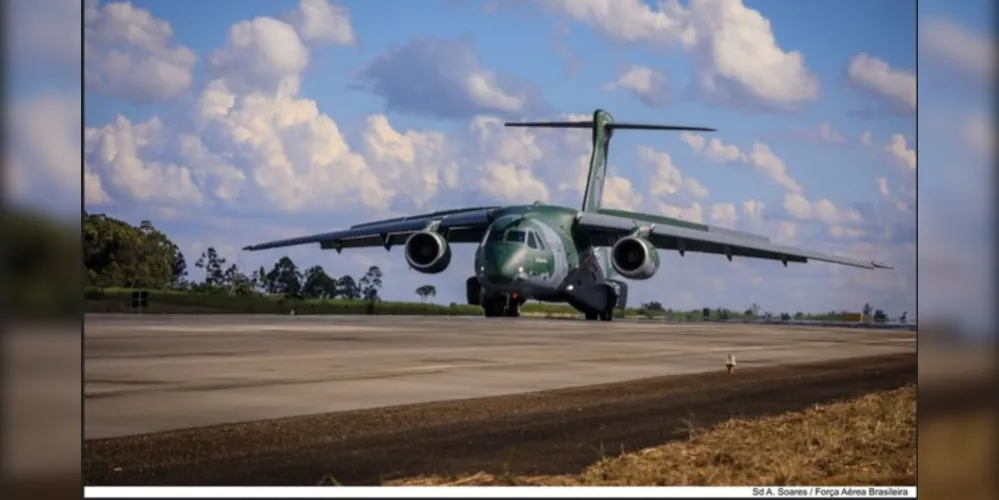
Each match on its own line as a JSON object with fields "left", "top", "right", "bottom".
{"left": 84, "top": 314, "right": 915, "bottom": 440}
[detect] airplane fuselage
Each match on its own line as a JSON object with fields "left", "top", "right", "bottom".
{"left": 467, "top": 204, "right": 624, "bottom": 318}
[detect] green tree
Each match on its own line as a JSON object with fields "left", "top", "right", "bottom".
{"left": 873, "top": 309, "right": 887, "bottom": 323}
{"left": 358, "top": 265, "right": 383, "bottom": 301}
{"left": 170, "top": 244, "right": 188, "bottom": 288}
{"left": 195, "top": 247, "right": 228, "bottom": 288}
{"left": 223, "top": 264, "right": 254, "bottom": 295}
{"left": 415, "top": 284, "right": 437, "bottom": 302}
{"left": 252, "top": 265, "right": 268, "bottom": 292}
{"left": 641, "top": 301, "right": 664, "bottom": 311}
{"left": 337, "top": 275, "right": 359, "bottom": 299}
{"left": 302, "top": 266, "right": 338, "bottom": 299}
{"left": 266, "top": 257, "right": 303, "bottom": 296}
{"left": 83, "top": 213, "right": 178, "bottom": 289}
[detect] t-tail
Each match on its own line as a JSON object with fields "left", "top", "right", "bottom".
{"left": 504, "top": 109, "right": 716, "bottom": 213}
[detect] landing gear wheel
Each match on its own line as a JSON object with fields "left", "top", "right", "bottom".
{"left": 504, "top": 303, "right": 521, "bottom": 318}
{"left": 483, "top": 298, "right": 505, "bottom": 318}
{"left": 585, "top": 312, "right": 598, "bottom": 321}
{"left": 599, "top": 290, "right": 618, "bottom": 321}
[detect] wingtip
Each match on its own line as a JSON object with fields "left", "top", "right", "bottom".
{"left": 872, "top": 261, "right": 893, "bottom": 270}
{"left": 242, "top": 245, "right": 255, "bottom": 251}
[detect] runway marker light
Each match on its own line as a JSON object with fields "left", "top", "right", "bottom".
{"left": 725, "top": 353, "right": 736, "bottom": 374}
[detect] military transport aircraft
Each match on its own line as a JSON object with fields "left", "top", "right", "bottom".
{"left": 244, "top": 109, "right": 891, "bottom": 321}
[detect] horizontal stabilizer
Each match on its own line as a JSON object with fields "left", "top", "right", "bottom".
{"left": 504, "top": 121, "right": 594, "bottom": 128}
{"left": 609, "top": 123, "right": 716, "bottom": 132}
{"left": 504, "top": 121, "right": 715, "bottom": 132}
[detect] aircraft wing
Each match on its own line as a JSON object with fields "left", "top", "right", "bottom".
{"left": 577, "top": 208, "right": 891, "bottom": 270}
{"left": 243, "top": 206, "right": 500, "bottom": 252}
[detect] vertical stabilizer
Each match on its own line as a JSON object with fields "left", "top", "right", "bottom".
{"left": 581, "top": 109, "right": 614, "bottom": 213}
{"left": 503, "top": 110, "right": 716, "bottom": 214}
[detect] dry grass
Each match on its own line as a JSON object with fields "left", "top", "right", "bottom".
{"left": 918, "top": 409, "right": 996, "bottom": 500}
{"left": 390, "top": 385, "right": 916, "bottom": 486}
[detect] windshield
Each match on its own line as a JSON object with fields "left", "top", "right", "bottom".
{"left": 486, "top": 230, "right": 505, "bottom": 243}
{"left": 505, "top": 230, "right": 526, "bottom": 243}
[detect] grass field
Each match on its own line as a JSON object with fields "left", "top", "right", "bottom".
{"left": 84, "top": 287, "right": 865, "bottom": 322}
{"left": 388, "top": 385, "right": 917, "bottom": 486}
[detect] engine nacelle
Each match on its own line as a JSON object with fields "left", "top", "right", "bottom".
{"left": 610, "top": 235, "right": 660, "bottom": 280}
{"left": 404, "top": 231, "right": 452, "bottom": 274}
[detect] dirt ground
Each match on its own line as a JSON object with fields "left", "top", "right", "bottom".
{"left": 85, "top": 352, "right": 915, "bottom": 486}
{"left": 392, "top": 384, "right": 916, "bottom": 486}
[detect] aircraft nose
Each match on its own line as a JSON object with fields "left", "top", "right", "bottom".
{"left": 483, "top": 247, "right": 521, "bottom": 286}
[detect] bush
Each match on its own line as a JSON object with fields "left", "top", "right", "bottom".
{"left": 85, "top": 287, "right": 485, "bottom": 316}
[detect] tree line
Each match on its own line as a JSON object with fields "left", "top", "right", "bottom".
{"left": 83, "top": 212, "right": 385, "bottom": 301}
{"left": 638, "top": 299, "right": 906, "bottom": 324}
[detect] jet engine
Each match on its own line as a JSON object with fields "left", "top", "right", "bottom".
{"left": 610, "top": 235, "right": 660, "bottom": 280}
{"left": 404, "top": 231, "right": 452, "bottom": 274}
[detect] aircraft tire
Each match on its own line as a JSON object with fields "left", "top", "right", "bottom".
{"left": 584, "top": 312, "right": 598, "bottom": 321}
{"left": 482, "top": 298, "right": 504, "bottom": 317}
{"left": 599, "top": 286, "right": 617, "bottom": 321}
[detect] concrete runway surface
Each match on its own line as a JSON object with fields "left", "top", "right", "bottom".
{"left": 84, "top": 314, "right": 915, "bottom": 440}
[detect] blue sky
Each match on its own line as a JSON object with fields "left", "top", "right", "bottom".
{"left": 7, "top": 0, "right": 994, "bottom": 329}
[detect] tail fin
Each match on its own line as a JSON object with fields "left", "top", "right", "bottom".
{"left": 505, "top": 109, "right": 715, "bottom": 213}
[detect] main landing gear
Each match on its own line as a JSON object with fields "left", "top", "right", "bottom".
{"left": 584, "top": 289, "right": 617, "bottom": 322}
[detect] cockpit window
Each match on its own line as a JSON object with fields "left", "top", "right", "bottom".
{"left": 486, "top": 230, "right": 505, "bottom": 243}
{"left": 527, "top": 232, "right": 540, "bottom": 249}
{"left": 505, "top": 230, "right": 526, "bottom": 243}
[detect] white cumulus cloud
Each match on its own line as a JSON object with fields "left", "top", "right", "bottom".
{"left": 84, "top": 0, "right": 198, "bottom": 103}
{"left": 86, "top": 116, "right": 204, "bottom": 205}
{"left": 638, "top": 147, "right": 710, "bottom": 200}
{"left": 680, "top": 134, "right": 800, "bottom": 192}
{"left": 783, "top": 192, "right": 862, "bottom": 225}
{"left": 207, "top": 16, "right": 310, "bottom": 95}
{"left": 710, "top": 202, "right": 738, "bottom": 228}
{"left": 537, "top": 0, "right": 819, "bottom": 111}
{"left": 885, "top": 134, "right": 917, "bottom": 170}
{"left": 846, "top": 52, "right": 916, "bottom": 112}
{"left": 659, "top": 201, "right": 705, "bottom": 224}
{"left": 603, "top": 65, "right": 672, "bottom": 107}
{"left": 284, "top": 0, "right": 357, "bottom": 45}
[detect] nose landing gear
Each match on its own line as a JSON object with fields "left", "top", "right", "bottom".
{"left": 482, "top": 294, "right": 522, "bottom": 318}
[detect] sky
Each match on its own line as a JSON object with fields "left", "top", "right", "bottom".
{"left": 5, "top": 0, "right": 995, "bottom": 328}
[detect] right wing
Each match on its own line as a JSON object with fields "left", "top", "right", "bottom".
{"left": 243, "top": 206, "right": 499, "bottom": 252}
{"left": 578, "top": 208, "right": 891, "bottom": 270}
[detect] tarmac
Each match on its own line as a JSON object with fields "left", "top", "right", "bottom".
{"left": 84, "top": 314, "right": 915, "bottom": 440}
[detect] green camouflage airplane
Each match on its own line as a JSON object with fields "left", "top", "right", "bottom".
{"left": 244, "top": 109, "right": 891, "bottom": 320}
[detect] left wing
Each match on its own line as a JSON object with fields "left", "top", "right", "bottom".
{"left": 578, "top": 208, "right": 891, "bottom": 270}
{"left": 243, "top": 206, "right": 499, "bottom": 252}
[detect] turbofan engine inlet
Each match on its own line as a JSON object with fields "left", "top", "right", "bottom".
{"left": 610, "top": 236, "right": 660, "bottom": 280}
{"left": 404, "top": 231, "right": 452, "bottom": 274}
